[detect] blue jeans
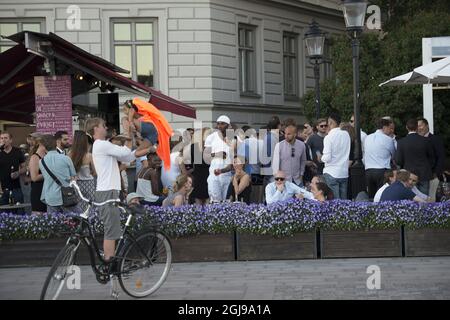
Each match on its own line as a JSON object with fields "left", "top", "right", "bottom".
{"left": 324, "top": 173, "right": 348, "bottom": 200}
{"left": 1, "top": 188, "right": 24, "bottom": 205}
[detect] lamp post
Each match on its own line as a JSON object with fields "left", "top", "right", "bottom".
{"left": 304, "top": 20, "right": 326, "bottom": 120}
{"left": 342, "top": 0, "right": 368, "bottom": 198}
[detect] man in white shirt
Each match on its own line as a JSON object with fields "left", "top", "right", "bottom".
{"left": 364, "top": 118, "right": 396, "bottom": 199}
{"left": 321, "top": 113, "right": 351, "bottom": 199}
{"left": 204, "top": 115, "right": 234, "bottom": 202}
{"left": 265, "top": 171, "right": 314, "bottom": 204}
{"left": 85, "top": 118, "right": 151, "bottom": 262}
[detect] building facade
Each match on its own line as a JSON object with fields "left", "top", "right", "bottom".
{"left": 0, "top": 0, "right": 344, "bottom": 130}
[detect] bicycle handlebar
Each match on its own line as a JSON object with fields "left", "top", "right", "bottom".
{"left": 70, "top": 180, "right": 121, "bottom": 207}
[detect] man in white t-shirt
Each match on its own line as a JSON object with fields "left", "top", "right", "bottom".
{"left": 85, "top": 118, "right": 151, "bottom": 262}
{"left": 204, "top": 115, "right": 234, "bottom": 202}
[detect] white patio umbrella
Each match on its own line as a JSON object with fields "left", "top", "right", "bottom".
{"left": 379, "top": 56, "right": 450, "bottom": 86}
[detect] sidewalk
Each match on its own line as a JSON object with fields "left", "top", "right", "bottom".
{"left": 1, "top": 257, "right": 449, "bottom": 300}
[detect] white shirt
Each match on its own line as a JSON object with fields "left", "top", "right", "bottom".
{"left": 364, "top": 130, "right": 396, "bottom": 169}
{"left": 412, "top": 186, "right": 428, "bottom": 201}
{"left": 161, "top": 152, "right": 182, "bottom": 190}
{"left": 205, "top": 131, "right": 233, "bottom": 177}
{"left": 374, "top": 183, "right": 389, "bottom": 202}
{"left": 265, "top": 181, "right": 315, "bottom": 204}
{"left": 93, "top": 140, "right": 137, "bottom": 191}
{"left": 322, "top": 128, "right": 351, "bottom": 179}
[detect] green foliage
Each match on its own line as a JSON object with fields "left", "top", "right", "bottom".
{"left": 301, "top": 4, "right": 450, "bottom": 152}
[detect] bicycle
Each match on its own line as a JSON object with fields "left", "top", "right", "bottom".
{"left": 40, "top": 181, "right": 172, "bottom": 300}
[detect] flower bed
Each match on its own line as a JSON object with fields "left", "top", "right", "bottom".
{"left": 1, "top": 200, "right": 449, "bottom": 241}
{"left": 1, "top": 200, "right": 449, "bottom": 264}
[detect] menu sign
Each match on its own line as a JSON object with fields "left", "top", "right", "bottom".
{"left": 34, "top": 76, "right": 72, "bottom": 137}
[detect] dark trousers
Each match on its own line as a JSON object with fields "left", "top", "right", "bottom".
{"left": 1, "top": 188, "right": 24, "bottom": 205}
{"left": 365, "top": 169, "right": 387, "bottom": 199}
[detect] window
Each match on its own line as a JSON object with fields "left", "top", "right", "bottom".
{"left": 238, "top": 24, "right": 257, "bottom": 95}
{"left": 0, "top": 20, "right": 45, "bottom": 53}
{"left": 283, "top": 32, "right": 298, "bottom": 98}
{"left": 321, "top": 39, "right": 333, "bottom": 80}
{"left": 111, "top": 20, "right": 155, "bottom": 87}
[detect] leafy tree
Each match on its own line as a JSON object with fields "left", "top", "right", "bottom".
{"left": 301, "top": 2, "right": 450, "bottom": 156}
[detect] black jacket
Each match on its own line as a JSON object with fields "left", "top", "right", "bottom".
{"left": 426, "top": 133, "right": 446, "bottom": 178}
{"left": 395, "top": 132, "right": 434, "bottom": 182}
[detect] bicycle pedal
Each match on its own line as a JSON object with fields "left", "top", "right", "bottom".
{"left": 96, "top": 273, "right": 110, "bottom": 285}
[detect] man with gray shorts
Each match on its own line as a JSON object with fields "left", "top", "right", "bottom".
{"left": 85, "top": 118, "right": 151, "bottom": 262}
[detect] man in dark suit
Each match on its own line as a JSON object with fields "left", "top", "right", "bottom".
{"left": 395, "top": 118, "right": 434, "bottom": 195}
{"left": 417, "top": 117, "right": 447, "bottom": 201}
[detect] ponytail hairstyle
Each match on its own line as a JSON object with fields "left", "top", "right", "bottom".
{"left": 173, "top": 174, "right": 192, "bottom": 193}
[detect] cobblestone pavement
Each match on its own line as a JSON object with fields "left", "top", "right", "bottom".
{"left": 0, "top": 257, "right": 449, "bottom": 300}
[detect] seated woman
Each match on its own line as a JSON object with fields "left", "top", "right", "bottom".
{"left": 136, "top": 152, "right": 166, "bottom": 206}
{"left": 226, "top": 156, "right": 252, "bottom": 204}
{"left": 162, "top": 174, "right": 193, "bottom": 207}
{"left": 312, "top": 182, "right": 334, "bottom": 202}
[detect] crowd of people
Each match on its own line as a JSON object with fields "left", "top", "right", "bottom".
{"left": 0, "top": 111, "right": 449, "bottom": 216}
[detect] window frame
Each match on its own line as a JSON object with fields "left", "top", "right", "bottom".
{"left": 238, "top": 23, "right": 258, "bottom": 97}
{"left": 282, "top": 31, "right": 299, "bottom": 100}
{"left": 0, "top": 19, "right": 46, "bottom": 53}
{"left": 110, "top": 18, "right": 157, "bottom": 88}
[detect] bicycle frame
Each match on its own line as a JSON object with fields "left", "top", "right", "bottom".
{"left": 70, "top": 204, "right": 157, "bottom": 279}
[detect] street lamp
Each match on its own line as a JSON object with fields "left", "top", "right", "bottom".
{"left": 304, "top": 20, "right": 326, "bottom": 120}
{"left": 342, "top": 0, "right": 368, "bottom": 198}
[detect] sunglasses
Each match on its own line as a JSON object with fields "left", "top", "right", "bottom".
{"left": 319, "top": 124, "right": 328, "bottom": 128}
{"left": 275, "top": 177, "right": 285, "bottom": 181}
{"left": 350, "top": 120, "right": 354, "bottom": 123}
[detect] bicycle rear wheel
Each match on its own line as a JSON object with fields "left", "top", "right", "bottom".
{"left": 118, "top": 230, "right": 172, "bottom": 298}
{"left": 40, "top": 241, "right": 79, "bottom": 300}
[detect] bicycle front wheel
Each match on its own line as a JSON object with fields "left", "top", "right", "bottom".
{"left": 40, "top": 241, "right": 79, "bottom": 300}
{"left": 118, "top": 230, "right": 172, "bottom": 298}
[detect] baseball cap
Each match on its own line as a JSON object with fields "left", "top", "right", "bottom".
{"left": 29, "top": 132, "right": 43, "bottom": 139}
{"left": 126, "top": 192, "right": 143, "bottom": 204}
{"left": 216, "top": 115, "right": 231, "bottom": 124}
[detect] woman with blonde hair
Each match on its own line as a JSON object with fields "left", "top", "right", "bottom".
{"left": 162, "top": 174, "right": 193, "bottom": 207}
{"left": 226, "top": 155, "right": 252, "bottom": 204}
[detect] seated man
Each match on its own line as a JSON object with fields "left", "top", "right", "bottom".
{"left": 408, "top": 171, "right": 432, "bottom": 202}
{"left": 380, "top": 169, "right": 426, "bottom": 202}
{"left": 126, "top": 192, "right": 143, "bottom": 206}
{"left": 265, "top": 171, "right": 314, "bottom": 205}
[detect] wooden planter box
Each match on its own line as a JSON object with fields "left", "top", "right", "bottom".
{"left": 236, "top": 232, "right": 317, "bottom": 261}
{"left": 170, "top": 233, "right": 235, "bottom": 262}
{"left": 405, "top": 228, "right": 450, "bottom": 257}
{"left": 0, "top": 237, "right": 100, "bottom": 267}
{"left": 321, "top": 229, "right": 402, "bottom": 258}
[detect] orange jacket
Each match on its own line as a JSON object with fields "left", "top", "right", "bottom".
{"left": 132, "top": 97, "right": 174, "bottom": 171}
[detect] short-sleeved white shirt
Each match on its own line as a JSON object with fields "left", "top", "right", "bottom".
{"left": 204, "top": 131, "right": 233, "bottom": 176}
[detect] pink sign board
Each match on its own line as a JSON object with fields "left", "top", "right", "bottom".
{"left": 34, "top": 75, "right": 72, "bottom": 138}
